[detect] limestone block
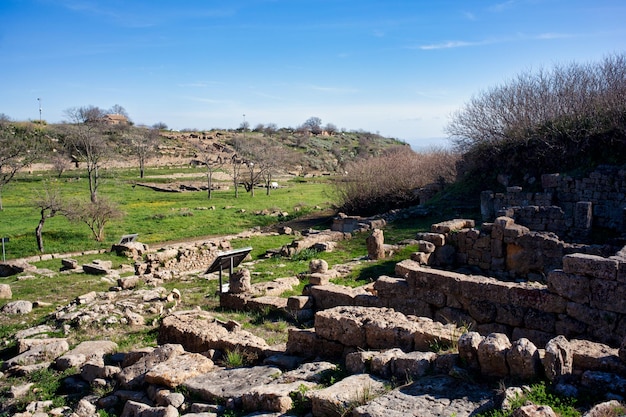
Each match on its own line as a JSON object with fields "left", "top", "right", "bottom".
{"left": 345, "top": 351, "right": 377, "bottom": 374}
{"left": 370, "top": 348, "right": 403, "bottom": 378}
{"left": 431, "top": 219, "right": 475, "bottom": 234}
{"left": 229, "top": 268, "right": 251, "bottom": 294}
{"left": 309, "top": 273, "right": 331, "bottom": 286}
{"left": 477, "top": 333, "right": 511, "bottom": 378}
{"left": 562, "top": 253, "right": 618, "bottom": 281}
{"left": 120, "top": 400, "right": 178, "bottom": 417}
{"left": 242, "top": 381, "right": 316, "bottom": 413}
{"left": 352, "top": 375, "right": 495, "bottom": 417}
{"left": 458, "top": 332, "right": 483, "bottom": 371}
{"left": 1, "top": 300, "right": 32, "bottom": 314}
{"left": 0, "top": 283, "right": 12, "bottom": 299}
{"left": 506, "top": 338, "right": 540, "bottom": 381}
{"left": 118, "top": 275, "right": 141, "bottom": 290}
{"left": 182, "top": 365, "right": 282, "bottom": 403}
{"left": 570, "top": 339, "right": 626, "bottom": 375}
{"left": 589, "top": 279, "right": 626, "bottom": 314}
{"left": 145, "top": 352, "right": 215, "bottom": 388}
{"left": 278, "top": 361, "right": 337, "bottom": 383}
{"left": 3, "top": 339, "right": 69, "bottom": 371}
{"left": 309, "top": 259, "right": 329, "bottom": 274}
{"left": 287, "top": 295, "right": 313, "bottom": 310}
{"left": 366, "top": 229, "right": 385, "bottom": 260}
{"left": 310, "top": 374, "right": 387, "bottom": 417}
{"left": 546, "top": 270, "right": 589, "bottom": 304}
{"left": 158, "top": 310, "right": 269, "bottom": 358}
{"left": 55, "top": 340, "right": 118, "bottom": 371}
{"left": 391, "top": 351, "right": 436, "bottom": 380}
{"left": 415, "top": 232, "right": 446, "bottom": 247}
{"left": 542, "top": 336, "right": 572, "bottom": 382}
{"left": 417, "top": 240, "right": 436, "bottom": 253}
{"left": 117, "top": 344, "right": 186, "bottom": 389}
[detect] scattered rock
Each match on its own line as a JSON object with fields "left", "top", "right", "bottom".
{"left": 0, "top": 283, "right": 12, "bottom": 299}
{"left": 1, "top": 300, "right": 32, "bottom": 314}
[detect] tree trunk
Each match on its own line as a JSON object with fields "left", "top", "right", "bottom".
{"left": 36, "top": 217, "right": 45, "bottom": 252}
{"left": 207, "top": 169, "right": 213, "bottom": 199}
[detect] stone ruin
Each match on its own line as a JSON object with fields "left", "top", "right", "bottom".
{"left": 4, "top": 166, "right": 626, "bottom": 416}
{"left": 481, "top": 165, "right": 626, "bottom": 241}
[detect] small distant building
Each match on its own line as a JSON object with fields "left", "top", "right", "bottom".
{"left": 103, "top": 114, "right": 130, "bottom": 125}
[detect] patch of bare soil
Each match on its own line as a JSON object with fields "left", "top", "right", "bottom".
{"left": 269, "top": 208, "right": 338, "bottom": 232}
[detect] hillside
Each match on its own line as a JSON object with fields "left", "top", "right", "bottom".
{"left": 30, "top": 122, "right": 408, "bottom": 175}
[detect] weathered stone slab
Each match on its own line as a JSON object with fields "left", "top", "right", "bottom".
{"left": 117, "top": 344, "right": 185, "bottom": 389}
{"left": 570, "top": 339, "right": 626, "bottom": 376}
{"left": 183, "top": 365, "right": 282, "bottom": 403}
{"left": 309, "top": 374, "right": 387, "bottom": 417}
{"left": 144, "top": 352, "right": 215, "bottom": 388}
{"left": 55, "top": 340, "right": 118, "bottom": 371}
{"left": 158, "top": 310, "right": 270, "bottom": 358}
{"left": 278, "top": 361, "right": 338, "bottom": 383}
{"left": 242, "top": 381, "right": 316, "bottom": 413}
{"left": 1, "top": 300, "right": 33, "bottom": 314}
{"left": 562, "top": 253, "right": 618, "bottom": 281}
{"left": 3, "top": 339, "right": 69, "bottom": 371}
{"left": 17, "top": 338, "right": 68, "bottom": 354}
{"left": 352, "top": 375, "right": 495, "bottom": 417}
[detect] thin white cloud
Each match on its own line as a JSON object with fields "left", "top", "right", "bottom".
{"left": 416, "top": 32, "right": 579, "bottom": 50}
{"left": 305, "top": 85, "right": 360, "bottom": 94}
{"left": 488, "top": 0, "right": 520, "bottom": 13}
{"left": 462, "top": 11, "right": 477, "bottom": 21}
{"left": 417, "top": 40, "right": 486, "bottom": 50}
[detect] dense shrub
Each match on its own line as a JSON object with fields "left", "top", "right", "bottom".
{"left": 334, "top": 146, "right": 458, "bottom": 215}
{"left": 447, "top": 53, "right": 626, "bottom": 185}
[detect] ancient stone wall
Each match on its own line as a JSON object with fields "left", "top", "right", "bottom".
{"left": 481, "top": 165, "right": 626, "bottom": 240}
{"left": 417, "top": 217, "right": 610, "bottom": 280}
{"left": 302, "top": 250, "right": 626, "bottom": 348}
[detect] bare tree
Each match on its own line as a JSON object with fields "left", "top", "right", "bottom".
{"left": 302, "top": 117, "right": 323, "bottom": 135}
{"left": 66, "top": 197, "right": 123, "bottom": 242}
{"left": 62, "top": 106, "right": 111, "bottom": 203}
{"left": 0, "top": 122, "right": 45, "bottom": 210}
{"left": 129, "top": 127, "right": 159, "bottom": 179}
{"left": 264, "top": 123, "right": 278, "bottom": 137}
{"left": 193, "top": 140, "right": 227, "bottom": 199}
{"left": 229, "top": 156, "right": 245, "bottom": 198}
{"left": 324, "top": 123, "right": 338, "bottom": 135}
{"left": 447, "top": 53, "right": 626, "bottom": 152}
{"left": 49, "top": 152, "right": 72, "bottom": 178}
{"left": 34, "top": 186, "right": 63, "bottom": 252}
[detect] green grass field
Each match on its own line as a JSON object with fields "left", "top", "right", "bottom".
{"left": 0, "top": 166, "right": 335, "bottom": 259}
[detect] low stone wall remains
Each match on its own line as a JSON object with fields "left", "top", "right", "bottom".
{"left": 301, "top": 250, "right": 626, "bottom": 348}
{"left": 481, "top": 165, "right": 626, "bottom": 240}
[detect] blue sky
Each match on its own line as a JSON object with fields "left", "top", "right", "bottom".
{"left": 1, "top": 1, "right": 624, "bottom": 149}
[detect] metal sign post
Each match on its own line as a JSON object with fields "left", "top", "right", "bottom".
{"left": 1, "top": 237, "right": 9, "bottom": 262}
{"left": 205, "top": 247, "right": 253, "bottom": 295}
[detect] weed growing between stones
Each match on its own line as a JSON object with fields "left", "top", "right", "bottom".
{"left": 478, "top": 382, "right": 579, "bottom": 417}
{"left": 289, "top": 383, "right": 312, "bottom": 415}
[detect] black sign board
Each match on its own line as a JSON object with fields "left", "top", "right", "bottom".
{"left": 205, "top": 247, "right": 252, "bottom": 294}
{"left": 118, "top": 233, "right": 138, "bottom": 245}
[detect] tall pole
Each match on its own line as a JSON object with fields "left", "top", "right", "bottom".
{"left": 37, "top": 98, "right": 42, "bottom": 122}
{"left": 242, "top": 114, "right": 246, "bottom": 140}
